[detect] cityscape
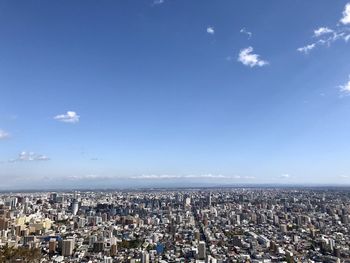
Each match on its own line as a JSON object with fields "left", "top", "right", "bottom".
{"left": 1, "top": 188, "right": 350, "bottom": 262}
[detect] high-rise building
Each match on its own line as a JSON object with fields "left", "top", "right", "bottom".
{"left": 198, "top": 241, "right": 206, "bottom": 260}
{"left": 141, "top": 251, "right": 150, "bottom": 263}
{"left": 194, "top": 229, "right": 200, "bottom": 241}
{"left": 72, "top": 200, "right": 79, "bottom": 215}
{"left": 93, "top": 241, "right": 104, "bottom": 252}
{"left": 280, "top": 224, "right": 287, "bottom": 233}
{"left": 110, "top": 244, "right": 117, "bottom": 256}
{"left": 185, "top": 197, "right": 191, "bottom": 207}
{"left": 89, "top": 235, "right": 97, "bottom": 247}
{"left": 62, "top": 239, "right": 75, "bottom": 257}
{"left": 49, "top": 239, "right": 56, "bottom": 254}
{"left": 207, "top": 255, "right": 217, "bottom": 263}
{"left": 50, "top": 193, "right": 58, "bottom": 203}
{"left": 286, "top": 250, "right": 294, "bottom": 263}
{"left": 23, "top": 236, "right": 36, "bottom": 246}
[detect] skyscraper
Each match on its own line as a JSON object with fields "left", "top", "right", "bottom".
{"left": 198, "top": 241, "right": 206, "bottom": 260}
{"left": 72, "top": 200, "right": 79, "bottom": 216}
{"left": 62, "top": 239, "right": 75, "bottom": 257}
{"left": 49, "top": 239, "right": 56, "bottom": 254}
{"left": 208, "top": 192, "right": 212, "bottom": 207}
{"left": 141, "top": 251, "right": 150, "bottom": 263}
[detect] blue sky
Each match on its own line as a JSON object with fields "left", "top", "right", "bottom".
{"left": 1, "top": 0, "right": 350, "bottom": 189}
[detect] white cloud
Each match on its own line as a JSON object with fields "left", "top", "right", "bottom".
{"left": 297, "top": 43, "right": 316, "bottom": 54}
{"left": 279, "top": 174, "right": 290, "bottom": 179}
{"left": 314, "top": 27, "right": 333, "bottom": 37}
{"left": 240, "top": 28, "right": 252, "bottom": 39}
{"left": 66, "top": 174, "right": 112, "bottom": 181}
{"left": 10, "top": 151, "right": 50, "bottom": 162}
{"left": 238, "top": 47, "right": 268, "bottom": 67}
{"left": 332, "top": 32, "right": 346, "bottom": 42}
{"left": 54, "top": 111, "right": 80, "bottom": 123}
{"left": 0, "top": 129, "right": 10, "bottom": 140}
{"left": 340, "top": 76, "right": 350, "bottom": 94}
{"left": 345, "top": 34, "right": 350, "bottom": 42}
{"left": 298, "top": 30, "right": 350, "bottom": 54}
{"left": 153, "top": 0, "right": 164, "bottom": 5}
{"left": 60, "top": 174, "right": 256, "bottom": 181}
{"left": 323, "top": 30, "right": 350, "bottom": 44}
{"left": 298, "top": 4, "right": 350, "bottom": 54}
{"left": 207, "top": 26, "right": 215, "bottom": 35}
{"left": 340, "top": 3, "right": 350, "bottom": 25}
{"left": 131, "top": 174, "right": 256, "bottom": 180}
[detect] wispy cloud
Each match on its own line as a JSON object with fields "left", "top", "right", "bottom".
{"left": 206, "top": 26, "right": 215, "bottom": 35}
{"left": 314, "top": 27, "right": 333, "bottom": 37}
{"left": 66, "top": 174, "right": 111, "bottom": 181}
{"left": 297, "top": 31, "right": 350, "bottom": 54}
{"left": 131, "top": 174, "right": 256, "bottom": 180}
{"left": 340, "top": 3, "right": 350, "bottom": 25}
{"left": 240, "top": 28, "right": 252, "bottom": 39}
{"left": 0, "top": 129, "right": 10, "bottom": 140}
{"left": 297, "top": 43, "right": 316, "bottom": 54}
{"left": 298, "top": 3, "right": 350, "bottom": 54}
{"left": 339, "top": 76, "right": 350, "bottom": 94}
{"left": 152, "top": 0, "right": 164, "bottom": 5}
{"left": 10, "top": 151, "right": 50, "bottom": 162}
{"left": 63, "top": 174, "right": 256, "bottom": 181}
{"left": 54, "top": 111, "right": 80, "bottom": 123}
{"left": 279, "top": 174, "right": 291, "bottom": 179}
{"left": 238, "top": 47, "right": 268, "bottom": 67}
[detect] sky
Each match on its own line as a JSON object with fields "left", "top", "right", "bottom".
{"left": 1, "top": 0, "right": 350, "bottom": 189}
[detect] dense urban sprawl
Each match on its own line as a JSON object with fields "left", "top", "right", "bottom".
{"left": 1, "top": 188, "right": 350, "bottom": 262}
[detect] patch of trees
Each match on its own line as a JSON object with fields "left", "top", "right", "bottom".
{"left": 0, "top": 245, "right": 41, "bottom": 263}
{"left": 118, "top": 239, "right": 142, "bottom": 249}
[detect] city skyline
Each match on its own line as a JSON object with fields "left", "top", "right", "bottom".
{"left": 1, "top": 188, "right": 349, "bottom": 262}
{"left": 1, "top": 0, "right": 350, "bottom": 189}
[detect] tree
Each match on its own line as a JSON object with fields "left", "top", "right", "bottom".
{"left": 0, "top": 245, "right": 41, "bottom": 263}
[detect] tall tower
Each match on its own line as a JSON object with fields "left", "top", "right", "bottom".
{"left": 72, "top": 200, "right": 79, "bottom": 215}
{"left": 62, "top": 239, "right": 75, "bottom": 257}
{"left": 198, "top": 241, "right": 206, "bottom": 260}
{"left": 49, "top": 239, "right": 56, "bottom": 254}
{"left": 141, "top": 251, "right": 150, "bottom": 263}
